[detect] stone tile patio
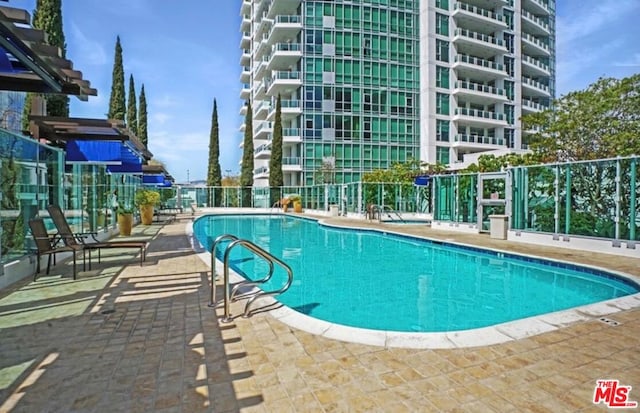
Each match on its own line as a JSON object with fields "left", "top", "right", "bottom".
{"left": 0, "top": 214, "right": 638, "bottom": 412}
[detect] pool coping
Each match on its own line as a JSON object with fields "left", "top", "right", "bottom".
{"left": 188, "top": 213, "right": 640, "bottom": 349}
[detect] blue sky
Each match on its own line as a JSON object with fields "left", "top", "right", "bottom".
{"left": 10, "top": 0, "right": 640, "bottom": 183}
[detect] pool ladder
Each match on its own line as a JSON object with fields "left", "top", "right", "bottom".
{"left": 208, "top": 234, "right": 293, "bottom": 322}
{"left": 369, "top": 204, "right": 405, "bottom": 223}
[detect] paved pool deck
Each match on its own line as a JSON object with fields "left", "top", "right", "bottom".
{"left": 0, "top": 212, "right": 638, "bottom": 412}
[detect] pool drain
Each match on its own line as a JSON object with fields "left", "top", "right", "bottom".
{"left": 598, "top": 317, "right": 620, "bottom": 326}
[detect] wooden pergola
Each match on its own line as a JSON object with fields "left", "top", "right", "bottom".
{"left": 0, "top": 5, "right": 96, "bottom": 99}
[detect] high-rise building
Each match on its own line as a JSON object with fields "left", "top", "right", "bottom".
{"left": 239, "top": 0, "right": 555, "bottom": 184}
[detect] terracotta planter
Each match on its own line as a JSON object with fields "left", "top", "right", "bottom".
{"left": 140, "top": 205, "right": 154, "bottom": 225}
{"left": 117, "top": 213, "right": 133, "bottom": 236}
{"left": 293, "top": 201, "right": 303, "bottom": 213}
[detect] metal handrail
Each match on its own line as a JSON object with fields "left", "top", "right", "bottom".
{"left": 371, "top": 204, "right": 405, "bottom": 223}
{"left": 221, "top": 238, "right": 293, "bottom": 322}
{"left": 208, "top": 234, "right": 239, "bottom": 308}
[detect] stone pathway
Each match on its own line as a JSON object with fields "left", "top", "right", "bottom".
{"left": 0, "top": 216, "right": 638, "bottom": 412}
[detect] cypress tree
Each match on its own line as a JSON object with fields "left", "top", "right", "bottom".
{"left": 108, "top": 36, "right": 126, "bottom": 120}
{"left": 240, "top": 101, "right": 254, "bottom": 207}
{"left": 269, "top": 95, "right": 283, "bottom": 206}
{"left": 126, "top": 74, "right": 138, "bottom": 137}
{"left": 138, "top": 84, "right": 148, "bottom": 146}
{"left": 23, "top": 0, "right": 69, "bottom": 128}
{"left": 207, "top": 99, "right": 222, "bottom": 206}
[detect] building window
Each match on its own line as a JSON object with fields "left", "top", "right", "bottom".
{"left": 436, "top": 40, "right": 449, "bottom": 62}
{"left": 436, "top": 66, "right": 449, "bottom": 89}
{"left": 436, "top": 93, "right": 449, "bottom": 115}
{"left": 436, "top": 146, "right": 450, "bottom": 164}
{"left": 436, "top": 120, "right": 449, "bottom": 142}
{"left": 436, "top": 13, "right": 449, "bottom": 36}
{"left": 435, "top": 0, "right": 449, "bottom": 10}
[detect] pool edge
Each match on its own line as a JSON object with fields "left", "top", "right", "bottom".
{"left": 187, "top": 214, "right": 640, "bottom": 349}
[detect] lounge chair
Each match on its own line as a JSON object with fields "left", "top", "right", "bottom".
{"left": 46, "top": 204, "right": 147, "bottom": 272}
{"left": 29, "top": 217, "right": 81, "bottom": 280}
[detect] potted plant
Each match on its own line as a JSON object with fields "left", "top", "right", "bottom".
{"left": 289, "top": 194, "right": 303, "bottom": 213}
{"left": 135, "top": 189, "right": 161, "bottom": 225}
{"left": 116, "top": 202, "right": 135, "bottom": 236}
{"left": 281, "top": 197, "right": 290, "bottom": 213}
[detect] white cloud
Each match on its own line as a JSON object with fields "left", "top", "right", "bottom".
{"left": 557, "top": 0, "right": 639, "bottom": 46}
{"left": 613, "top": 53, "right": 640, "bottom": 67}
{"left": 68, "top": 22, "right": 107, "bottom": 66}
{"left": 151, "top": 112, "right": 172, "bottom": 125}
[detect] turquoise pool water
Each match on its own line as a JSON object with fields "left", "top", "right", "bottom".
{"left": 194, "top": 215, "right": 639, "bottom": 332}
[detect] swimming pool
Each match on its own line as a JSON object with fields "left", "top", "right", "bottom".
{"left": 194, "top": 214, "right": 639, "bottom": 333}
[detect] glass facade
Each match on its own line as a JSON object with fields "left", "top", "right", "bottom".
{"left": 0, "top": 129, "right": 144, "bottom": 267}
{"left": 422, "top": 0, "right": 555, "bottom": 167}
{"left": 245, "top": 0, "right": 420, "bottom": 187}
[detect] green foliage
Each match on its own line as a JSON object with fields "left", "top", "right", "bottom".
{"left": 21, "top": 93, "right": 34, "bottom": 131}
{"left": 33, "top": 0, "right": 66, "bottom": 56}
{"left": 1, "top": 154, "right": 24, "bottom": 256}
{"left": 464, "top": 153, "right": 542, "bottom": 173}
{"left": 32, "top": 0, "right": 69, "bottom": 117}
{"left": 135, "top": 189, "right": 161, "bottom": 207}
{"left": 240, "top": 100, "right": 254, "bottom": 206}
{"left": 138, "top": 84, "right": 148, "bottom": 146}
{"left": 522, "top": 74, "right": 640, "bottom": 162}
{"left": 207, "top": 99, "right": 222, "bottom": 206}
{"left": 116, "top": 201, "right": 135, "bottom": 215}
{"left": 362, "top": 159, "right": 444, "bottom": 183}
{"left": 269, "top": 95, "right": 283, "bottom": 205}
{"left": 127, "top": 74, "right": 138, "bottom": 137}
{"left": 108, "top": 36, "right": 126, "bottom": 121}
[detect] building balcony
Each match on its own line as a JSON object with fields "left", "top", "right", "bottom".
{"left": 283, "top": 127, "right": 301, "bottom": 143}
{"left": 254, "top": 80, "right": 267, "bottom": 101}
{"left": 253, "top": 34, "right": 271, "bottom": 60}
{"left": 253, "top": 166, "right": 269, "bottom": 179}
{"left": 254, "top": 143, "right": 272, "bottom": 159}
{"left": 453, "top": 28, "right": 507, "bottom": 55}
{"left": 266, "top": 71, "right": 302, "bottom": 96}
{"left": 241, "top": 0, "right": 251, "bottom": 15}
{"left": 522, "top": 76, "right": 551, "bottom": 97}
{"left": 521, "top": 98, "right": 549, "bottom": 114}
{"left": 268, "top": 42, "right": 302, "bottom": 70}
{"left": 240, "top": 66, "right": 250, "bottom": 83}
{"left": 267, "top": 0, "right": 302, "bottom": 19}
{"left": 240, "top": 83, "right": 250, "bottom": 100}
{"left": 240, "top": 48, "right": 250, "bottom": 66}
{"left": 254, "top": 100, "right": 272, "bottom": 120}
{"left": 453, "top": 107, "right": 508, "bottom": 127}
{"left": 254, "top": 56, "right": 270, "bottom": 80}
{"left": 452, "top": 2, "right": 508, "bottom": 33}
{"left": 254, "top": 121, "right": 272, "bottom": 140}
{"left": 522, "top": 54, "right": 550, "bottom": 77}
{"left": 452, "top": 81, "right": 508, "bottom": 104}
{"left": 239, "top": 103, "right": 248, "bottom": 116}
{"left": 523, "top": 0, "right": 551, "bottom": 16}
{"left": 268, "top": 15, "right": 302, "bottom": 44}
{"left": 452, "top": 133, "right": 505, "bottom": 148}
{"left": 453, "top": 54, "right": 507, "bottom": 81}
{"left": 240, "top": 31, "right": 251, "bottom": 49}
{"left": 282, "top": 156, "right": 302, "bottom": 171}
{"left": 241, "top": 14, "right": 251, "bottom": 32}
{"left": 522, "top": 33, "right": 551, "bottom": 56}
{"left": 267, "top": 99, "right": 302, "bottom": 121}
{"left": 521, "top": 9, "right": 550, "bottom": 36}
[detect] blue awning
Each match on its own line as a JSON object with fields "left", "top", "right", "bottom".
{"left": 65, "top": 140, "right": 123, "bottom": 164}
{"left": 414, "top": 175, "right": 431, "bottom": 186}
{"left": 143, "top": 174, "right": 164, "bottom": 184}
{"left": 68, "top": 139, "right": 144, "bottom": 173}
